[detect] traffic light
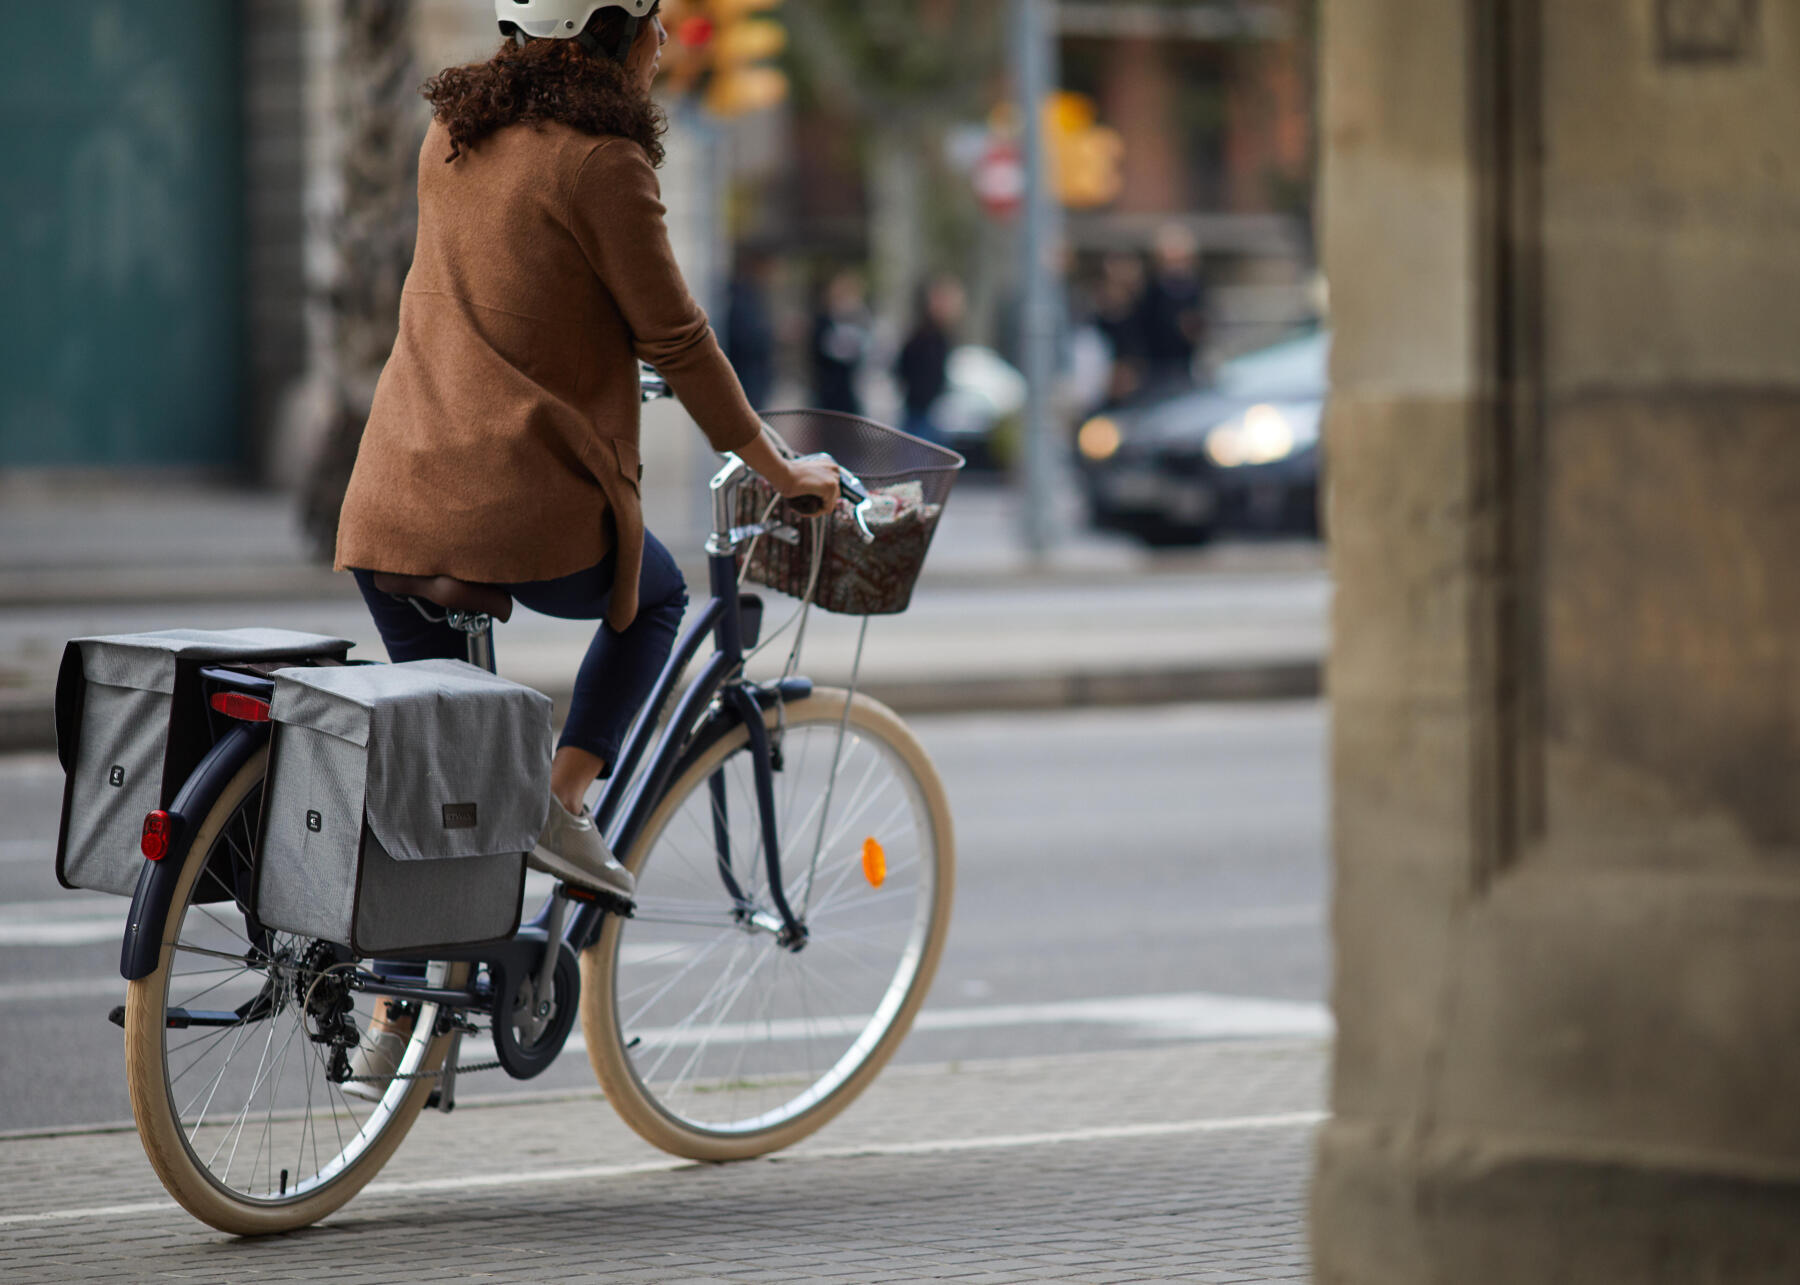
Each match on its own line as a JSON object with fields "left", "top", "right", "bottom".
{"left": 1044, "top": 91, "right": 1124, "bottom": 209}
{"left": 655, "top": 0, "right": 788, "bottom": 119}
{"left": 655, "top": 0, "right": 715, "bottom": 96}
{"left": 703, "top": 0, "right": 787, "bottom": 118}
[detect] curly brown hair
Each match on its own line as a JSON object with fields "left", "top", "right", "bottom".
{"left": 422, "top": 13, "right": 665, "bottom": 166}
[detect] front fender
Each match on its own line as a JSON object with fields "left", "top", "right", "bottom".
{"left": 121, "top": 724, "right": 268, "bottom": 982}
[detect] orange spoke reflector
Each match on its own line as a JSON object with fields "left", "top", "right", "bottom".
{"left": 861, "top": 837, "right": 887, "bottom": 888}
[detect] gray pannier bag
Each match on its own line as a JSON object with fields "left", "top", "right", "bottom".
{"left": 255, "top": 658, "right": 552, "bottom": 955}
{"left": 55, "top": 628, "right": 353, "bottom": 896}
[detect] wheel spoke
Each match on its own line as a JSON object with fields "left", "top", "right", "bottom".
{"left": 172, "top": 942, "right": 258, "bottom": 966}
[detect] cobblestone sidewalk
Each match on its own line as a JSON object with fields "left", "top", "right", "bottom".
{"left": 0, "top": 1040, "right": 1326, "bottom": 1283}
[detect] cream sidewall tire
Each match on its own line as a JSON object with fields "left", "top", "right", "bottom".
{"left": 580, "top": 689, "right": 955, "bottom": 1162}
{"left": 124, "top": 748, "right": 459, "bottom": 1236}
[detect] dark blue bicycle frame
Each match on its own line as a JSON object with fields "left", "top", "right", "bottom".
{"left": 121, "top": 454, "right": 822, "bottom": 1080}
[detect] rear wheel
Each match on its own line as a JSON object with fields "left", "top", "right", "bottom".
{"left": 581, "top": 689, "right": 954, "bottom": 1161}
{"left": 124, "top": 748, "right": 463, "bottom": 1234}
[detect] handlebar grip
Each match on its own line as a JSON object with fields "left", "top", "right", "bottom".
{"left": 787, "top": 472, "right": 866, "bottom": 518}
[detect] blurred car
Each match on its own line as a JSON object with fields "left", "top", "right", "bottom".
{"left": 1076, "top": 329, "right": 1328, "bottom": 546}
{"left": 928, "top": 344, "right": 1027, "bottom": 471}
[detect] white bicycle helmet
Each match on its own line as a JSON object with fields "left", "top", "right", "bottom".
{"left": 496, "top": 0, "right": 657, "bottom": 60}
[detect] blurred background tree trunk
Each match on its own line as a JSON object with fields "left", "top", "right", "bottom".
{"left": 299, "top": 0, "right": 423, "bottom": 560}
{"left": 784, "top": 1, "right": 1002, "bottom": 340}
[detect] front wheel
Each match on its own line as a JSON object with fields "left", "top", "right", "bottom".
{"left": 124, "top": 747, "right": 464, "bottom": 1235}
{"left": 581, "top": 689, "right": 954, "bottom": 1161}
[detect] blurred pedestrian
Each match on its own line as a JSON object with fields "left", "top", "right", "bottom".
{"left": 895, "top": 274, "right": 966, "bottom": 445}
{"left": 1139, "top": 222, "right": 1207, "bottom": 387}
{"left": 1094, "top": 252, "right": 1149, "bottom": 405}
{"left": 723, "top": 247, "right": 777, "bottom": 410}
{"left": 810, "top": 268, "right": 871, "bottom": 416}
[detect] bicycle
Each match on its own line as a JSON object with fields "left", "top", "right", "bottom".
{"left": 111, "top": 382, "right": 961, "bottom": 1234}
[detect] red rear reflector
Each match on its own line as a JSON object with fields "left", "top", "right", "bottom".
{"left": 142, "top": 811, "right": 172, "bottom": 862}
{"left": 210, "top": 692, "right": 271, "bottom": 722}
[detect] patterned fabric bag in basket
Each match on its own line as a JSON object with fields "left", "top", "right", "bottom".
{"left": 735, "top": 478, "right": 941, "bottom": 616}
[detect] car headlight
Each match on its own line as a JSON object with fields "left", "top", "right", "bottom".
{"left": 1205, "top": 403, "right": 1295, "bottom": 468}
{"left": 1078, "top": 416, "right": 1122, "bottom": 462}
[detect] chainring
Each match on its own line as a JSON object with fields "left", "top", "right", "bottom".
{"left": 491, "top": 942, "right": 580, "bottom": 1080}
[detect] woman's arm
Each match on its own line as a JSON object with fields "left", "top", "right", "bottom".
{"left": 570, "top": 140, "right": 837, "bottom": 509}
{"left": 568, "top": 139, "right": 761, "bottom": 456}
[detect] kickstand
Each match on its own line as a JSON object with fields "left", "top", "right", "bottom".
{"left": 429, "top": 1029, "right": 463, "bottom": 1113}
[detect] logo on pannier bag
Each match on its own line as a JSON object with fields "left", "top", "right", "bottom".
{"left": 306, "top": 810, "right": 322, "bottom": 833}
{"left": 442, "top": 803, "right": 479, "bottom": 830}
{"left": 109, "top": 765, "right": 125, "bottom": 787}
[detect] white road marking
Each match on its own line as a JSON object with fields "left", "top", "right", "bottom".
{"left": 0, "top": 1109, "right": 1326, "bottom": 1226}
{"left": 0, "top": 898, "right": 124, "bottom": 947}
{"left": 569, "top": 989, "right": 1331, "bottom": 1055}
{"left": 1212, "top": 903, "right": 1323, "bottom": 930}
{"left": 0, "top": 975, "right": 124, "bottom": 1003}
{"left": 0, "top": 889, "right": 1322, "bottom": 948}
{"left": 0, "top": 947, "right": 693, "bottom": 1006}
{"left": 0, "top": 921, "right": 123, "bottom": 947}
{"left": 0, "top": 1199, "right": 178, "bottom": 1227}
{"left": 0, "top": 839, "right": 57, "bottom": 867}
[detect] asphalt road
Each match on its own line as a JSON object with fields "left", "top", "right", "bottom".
{"left": 0, "top": 701, "right": 1328, "bottom": 1133}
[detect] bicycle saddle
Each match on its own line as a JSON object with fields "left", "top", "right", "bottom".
{"left": 371, "top": 573, "right": 514, "bottom": 623}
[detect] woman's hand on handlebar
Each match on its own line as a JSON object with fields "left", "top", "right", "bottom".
{"left": 737, "top": 430, "right": 841, "bottom": 515}
{"left": 777, "top": 455, "right": 843, "bottom": 516}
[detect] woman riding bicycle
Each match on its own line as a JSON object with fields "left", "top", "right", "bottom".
{"left": 334, "top": 0, "right": 840, "bottom": 901}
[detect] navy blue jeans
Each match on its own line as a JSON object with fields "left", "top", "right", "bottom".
{"left": 351, "top": 533, "right": 688, "bottom": 774}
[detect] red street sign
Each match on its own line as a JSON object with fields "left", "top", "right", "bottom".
{"left": 973, "top": 140, "right": 1026, "bottom": 219}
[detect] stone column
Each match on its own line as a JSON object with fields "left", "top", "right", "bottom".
{"left": 1312, "top": 2, "right": 1800, "bottom": 1281}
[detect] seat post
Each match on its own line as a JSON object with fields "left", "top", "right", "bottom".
{"left": 447, "top": 612, "right": 496, "bottom": 673}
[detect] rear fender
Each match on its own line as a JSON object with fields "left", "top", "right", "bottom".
{"left": 121, "top": 724, "right": 269, "bottom": 982}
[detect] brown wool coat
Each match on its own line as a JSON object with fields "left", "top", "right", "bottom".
{"left": 335, "top": 119, "right": 763, "bottom": 631}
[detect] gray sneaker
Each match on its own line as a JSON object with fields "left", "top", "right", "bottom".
{"left": 528, "top": 798, "right": 636, "bottom": 900}
{"left": 342, "top": 1011, "right": 411, "bottom": 1103}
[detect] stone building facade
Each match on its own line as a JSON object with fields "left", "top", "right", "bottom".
{"left": 1313, "top": 1, "right": 1800, "bottom": 1279}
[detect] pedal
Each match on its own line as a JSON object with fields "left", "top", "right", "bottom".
{"left": 557, "top": 883, "right": 635, "bottom": 918}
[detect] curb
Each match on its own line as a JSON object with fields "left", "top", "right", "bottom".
{"left": 0, "top": 548, "right": 1329, "bottom": 610}
{"left": 0, "top": 566, "right": 357, "bottom": 610}
{"left": 852, "top": 660, "right": 1321, "bottom": 714}
{"left": 0, "top": 659, "right": 1322, "bottom": 756}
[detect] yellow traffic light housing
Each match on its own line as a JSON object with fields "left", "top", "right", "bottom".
{"left": 657, "top": 0, "right": 789, "bottom": 119}
{"left": 1045, "top": 91, "right": 1124, "bottom": 209}
{"left": 985, "top": 93, "right": 1126, "bottom": 212}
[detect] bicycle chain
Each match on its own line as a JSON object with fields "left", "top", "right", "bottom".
{"left": 343, "top": 1059, "right": 502, "bottom": 1084}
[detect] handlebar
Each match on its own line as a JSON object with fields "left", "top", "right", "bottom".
{"left": 707, "top": 454, "right": 877, "bottom": 552}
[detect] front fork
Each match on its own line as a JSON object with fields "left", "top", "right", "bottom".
{"left": 721, "top": 684, "right": 808, "bottom": 951}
